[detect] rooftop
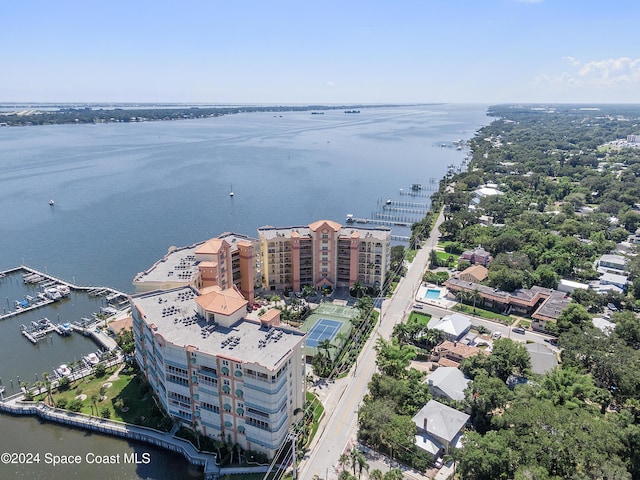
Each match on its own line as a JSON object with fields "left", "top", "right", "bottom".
{"left": 132, "top": 287, "right": 305, "bottom": 369}
{"left": 257, "top": 220, "right": 391, "bottom": 241}
{"left": 133, "top": 243, "right": 201, "bottom": 285}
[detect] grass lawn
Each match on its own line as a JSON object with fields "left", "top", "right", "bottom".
{"left": 407, "top": 312, "right": 431, "bottom": 326}
{"left": 435, "top": 251, "right": 459, "bottom": 264}
{"left": 305, "top": 391, "right": 324, "bottom": 446}
{"left": 34, "top": 366, "right": 172, "bottom": 432}
{"left": 405, "top": 248, "right": 417, "bottom": 263}
{"left": 453, "top": 304, "right": 514, "bottom": 324}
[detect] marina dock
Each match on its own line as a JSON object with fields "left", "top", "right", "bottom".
{"left": 0, "top": 265, "right": 127, "bottom": 322}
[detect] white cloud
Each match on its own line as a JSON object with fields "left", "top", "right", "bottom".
{"left": 562, "top": 56, "right": 581, "bottom": 67}
{"left": 326, "top": 81, "right": 336, "bottom": 87}
{"left": 540, "top": 56, "right": 640, "bottom": 88}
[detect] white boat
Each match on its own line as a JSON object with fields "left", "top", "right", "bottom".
{"left": 345, "top": 214, "right": 354, "bottom": 223}
{"left": 44, "top": 287, "right": 62, "bottom": 301}
{"left": 229, "top": 184, "right": 234, "bottom": 197}
{"left": 57, "top": 364, "right": 71, "bottom": 376}
{"left": 85, "top": 352, "right": 100, "bottom": 365}
{"left": 56, "top": 285, "right": 71, "bottom": 297}
{"left": 59, "top": 323, "right": 73, "bottom": 335}
{"left": 49, "top": 199, "right": 55, "bottom": 206}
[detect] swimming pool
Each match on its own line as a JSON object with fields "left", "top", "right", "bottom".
{"left": 424, "top": 288, "right": 442, "bottom": 300}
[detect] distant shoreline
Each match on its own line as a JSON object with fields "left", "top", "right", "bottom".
{"left": 0, "top": 103, "right": 435, "bottom": 127}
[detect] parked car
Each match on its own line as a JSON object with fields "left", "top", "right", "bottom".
{"left": 413, "top": 303, "right": 424, "bottom": 310}
{"left": 491, "top": 331, "right": 502, "bottom": 339}
{"left": 513, "top": 327, "right": 526, "bottom": 334}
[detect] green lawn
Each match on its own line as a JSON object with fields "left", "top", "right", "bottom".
{"left": 405, "top": 248, "right": 417, "bottom": 263}
{"left": 453, "top": 304, "right": 514, "bottom": 324}
{"left": 34, "top": 366, "right": 172, "bottom": 431}
{"left": 407, "top": 311, "right": 431, "bottom": 326}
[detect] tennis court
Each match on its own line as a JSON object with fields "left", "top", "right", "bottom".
{"left": 305, "top": 318, "right": 343, "bottom": 348}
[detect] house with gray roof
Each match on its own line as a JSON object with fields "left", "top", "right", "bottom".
{"left": 426, "top": 367, "right": 470, "bottom": 402}
{"left": 524, "top": 342, "right": 558, "bottom": 376}
{"left": 412, "top": 400, "right": 470, "bottom": 458}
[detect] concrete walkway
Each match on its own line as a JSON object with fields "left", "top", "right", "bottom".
{"left": 0, "top": 396, "right": 221, "bottom": 478}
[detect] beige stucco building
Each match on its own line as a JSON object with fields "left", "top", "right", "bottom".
{"left": 258, "top": 219, "right": 391, "bottom": 292}
{"left": 131, "top": 285, "right": 306, "bottom": 457}
{"left": 132, "top": 233, "right": 259, "bottom": 304}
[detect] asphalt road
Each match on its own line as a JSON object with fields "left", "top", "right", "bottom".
{"left": 298, "top": 212, "right": 558, "bottom": 479}
{"left": 299, "top": 213, "right": 444, "bottom": 480}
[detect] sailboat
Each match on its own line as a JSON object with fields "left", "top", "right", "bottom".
{"left": 229, "top": 184, "right": 234, "bottom": 197}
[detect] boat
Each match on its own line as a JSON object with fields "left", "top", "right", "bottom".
{"left": 56, "top": 285, "right": 71, "bottom": 297}
{"left": 44, "top": 287, "right": 62, "bottom": 301}
{"left": 345, "top": 214, "right": 355, "bottom": 223}
{"left": 85, "top": 352, "right": 100, "bottom": 365}
{"left": 229, "top": 184, "right": 234, "bottom": 197}
{"left": 385, "top": 198, "right": 392, "bottom": 205}
{"left": 59, "top": 323, "right": 73, "bottom": 335}
{"left": 56, "top": 364, "right": 71, "bottom": 376}
{"left": 49, "top": 199, "right": 55, "bottom": 206}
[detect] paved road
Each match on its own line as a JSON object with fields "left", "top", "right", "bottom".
{"left": 299, "top": 212, "right": 445, "bottom": 480}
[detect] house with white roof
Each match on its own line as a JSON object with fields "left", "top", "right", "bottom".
{"left": 596, "top": 254, "right": 627, "bottom": 273}
{"left": 599, "top": 272, "right": 629, "bottom": 291}
{"left": 427, "top": 313, "right": 472, "bottom": 342}
{"left": 592, "top": 317, "right": 615, "bottom": 336}
{"left": 412, "top": 400, "right": 470, "bottom": 459}
{"left": 426, "top": 367, "right": 470, "bottom": 402}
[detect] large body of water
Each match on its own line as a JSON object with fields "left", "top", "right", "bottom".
{"left": 0, "top": 104, "right": 490, "bottom": 479}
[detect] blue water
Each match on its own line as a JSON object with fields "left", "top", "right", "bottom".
{"left": 0, "top": 105, "right": 488, "bottom": 293}
{"left": 425, "top": 288, "right": 443, "bottom": 299}
{"left": 0, "top": 104, "right": 490, "bottom": 479}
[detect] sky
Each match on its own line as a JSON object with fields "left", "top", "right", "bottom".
{"left": 2, "top": 0, "right": 640, "bottom": 104}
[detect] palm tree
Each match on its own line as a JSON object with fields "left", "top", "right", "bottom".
{"left": 470, "top": 288, "right": 482, "bottom": 313}
{"left": 43, "top": 372, "right": 53, "bottom": 405}
{"left": 349, "top": 448, "right": 369, "bottom": 479}
{"left": 455, "top": 290, "right": 468, "bottom": 305}
{"left": 90, "top": 394, "right": 99, "bottom": 417}
{"left": 338, "top": 452, "right": 350, "bottom": 472}
{"left": 392, "top": 323, "right": 412, "bottom": 345}
{"left": 351, "top": 281, "right": 366, "bottom": 299}
{"left": 317, "top": 338, "right": 335, "bottom": 362}
{"left": 369, "top": 469, "right": 383, "bottom": 480}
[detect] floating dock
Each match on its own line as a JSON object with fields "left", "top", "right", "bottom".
{"left": 0, "top": 265, "right": 127, "bottom": 321}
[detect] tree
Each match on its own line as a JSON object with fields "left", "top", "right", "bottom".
{"left": 556, "top": 303, "right": 591, "bottom": 332}
{"left": 537, "top": 366, "right": 596, "bottom": 409}
{"left": 351, "top": 281, "right": 366, "bottom": 299}
{"left": 488, "top": 338, "right": 531, "bottom": 381}
{"left": 93, "top": 362, "right": 107, "bottom": 378}
{"left": 465, "top": 372, "right": 514, "bottom": 433}
{"left": 349, "top": 448, "right": 368, "bottom": 479}
{"left": 374, "top": 338, "right": 416, "bottom": 378}
{"left": 470, "top": 288, "right": 482, "bottom": 312}
{"left": 458, "top": 431, "right": 514, "bottom": 480}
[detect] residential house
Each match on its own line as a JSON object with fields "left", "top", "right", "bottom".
{"left": 459, "top": 246, "right": 493, "bottom": 267}
{"left": 427, "top": 314, "right": 472, "bottom": 342}
{"left": 457, "top": 265, "right": 489, "bottom": 283}
{"left": 413, "top": 400, "right": 470, "bottom": 459}
{"left": 432, "top": 341, "right": 480, "bottom": 368}
{"left": 426, "top": 367, "right": 470, "bottom": 402}
{"left": 524, "top": 342, "right": 558, "bottom": 376}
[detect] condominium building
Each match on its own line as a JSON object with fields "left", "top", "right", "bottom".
{"left": 131, "top": 285, "right": 306, "bottom": 457}
{"left": 257, "top": 219, "right": 391, "bottom": 292}
{"left": 132, "top": 232, "right": 259, "bottom": 304}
